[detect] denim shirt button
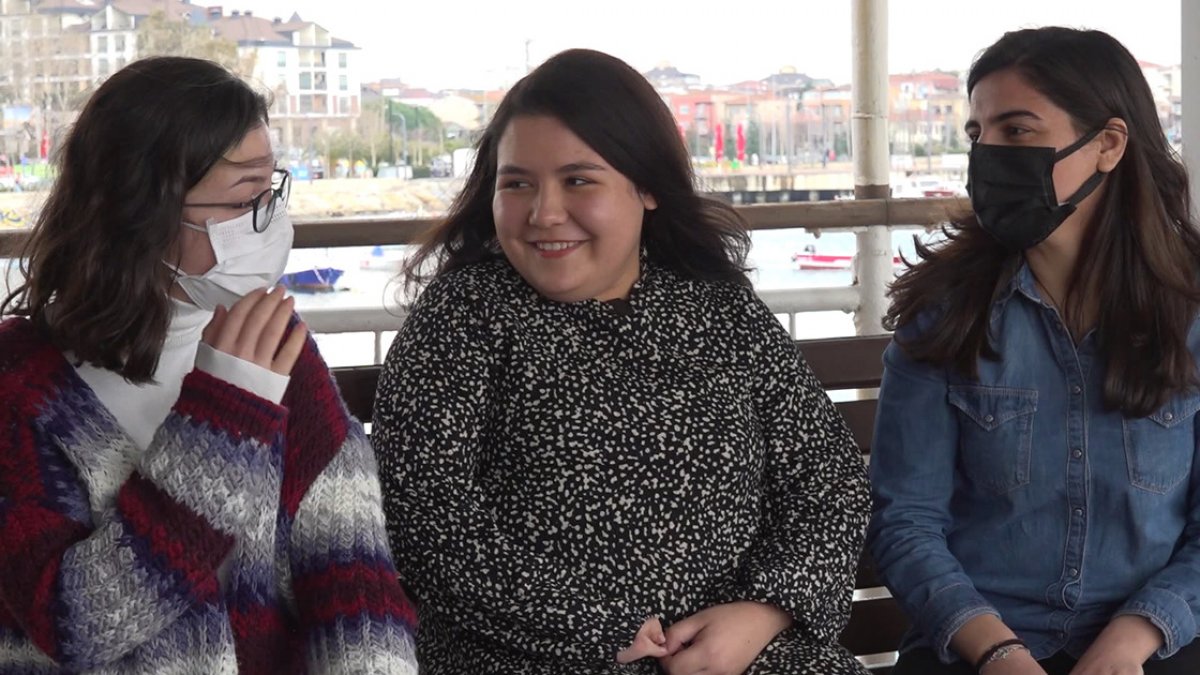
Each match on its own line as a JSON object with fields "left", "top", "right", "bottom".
{"left": 984, "top": 414, "right": 995, "bottom": 424}
{"left": 1072, "top": 448, "right": 1083, "bottom": 459}
{"left": 1068, "top": 568, "right": 1079, "bottom": 577}
{"left": 1074, "top": 508, "right": 1084, "bottom": 517}
{"left": 1164, "top": 411, "right": 1174, "bottom": 422}
{"left": 1072, "top": 385, "right": 1082, "bottom": 395}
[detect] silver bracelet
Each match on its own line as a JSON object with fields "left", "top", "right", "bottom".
{"left": 980, "top": 643, "right": 1030, "bottom": 669}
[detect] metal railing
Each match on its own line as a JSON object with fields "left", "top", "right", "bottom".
{"left": 1, "top": 197, "right": 969, "bottom": 365}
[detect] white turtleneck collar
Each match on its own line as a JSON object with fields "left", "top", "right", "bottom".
{"left": 73, "top": 298, "right": 213, "bottom": 451}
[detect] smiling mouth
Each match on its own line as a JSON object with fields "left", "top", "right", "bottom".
{"left": 531, "top": 241, "right": 585, "bottom": 252}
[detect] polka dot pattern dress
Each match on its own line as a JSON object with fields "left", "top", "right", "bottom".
{"left": 374, "top": 259, "right": 870, "bottom": 674}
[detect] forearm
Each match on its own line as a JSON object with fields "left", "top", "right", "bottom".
{"left": 951, "top": 614, "right": 1020, "bottom": 664}
{"left": 1089, "top": 615, "right": 1163, "bottom": 663}
{"left": 290, "top": 430, "right": 418, "bottom": 672}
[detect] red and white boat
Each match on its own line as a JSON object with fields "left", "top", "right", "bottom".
{"left": 791, "top": 246, "right": 903, "bottom": 271}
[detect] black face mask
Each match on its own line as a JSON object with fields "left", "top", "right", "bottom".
{"left": 967, "top": 129, "right": 1107, "bottom": 251}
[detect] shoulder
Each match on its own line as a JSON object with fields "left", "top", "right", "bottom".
{"left": 0, "top": 318, "right": 65, "bottom": 403}
{"left": 408, "top": 260, "right": 531, "bottom": 330}
{"left": 422, "top": 260, "right": 522, "bottom": 303}
{"left": 1187, "top": 316, "right": 1200, "bottom": 356}
{"left": 646, "top": 267, "right": 794, "bottom": 368}
{"left": 649, "top": 264, "right": 764, "bottom": 318}
{"left": 0, "top": 316, "right": 47, "bottom": 362}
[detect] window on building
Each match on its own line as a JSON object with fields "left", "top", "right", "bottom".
{"left": 277, "top": 50, "right": 287, "bottom": 67}
{"left": 338, "top": 52, "right": 347, "bottom": 68}
{"left": 97, "top": 35, "right": 107, "bottom": 52}
{"left": 299, "top": 95, "right": 313, "bottom": 113}
{"left": 679, "top": 104, "right": 690, "bottom": 114}
{"left": 339, "top": 74, "right": 348, "bottom": 91}
{"left": 339, "top": 96, "right": 350, "bottom": 114}
{"left": 314, "top": 72, "right": 327, "bottom": 90}
{"left": 312, "top": 95, "right": 328, "bottom": 114}
{"left": 114, "top": 35, "right": 125, "bottom": 52}
{"left": 97, "top": 58, "right": 110, "bottom": 77}
{"left": 299, "top": 72, "right": 312, "bottom": 89}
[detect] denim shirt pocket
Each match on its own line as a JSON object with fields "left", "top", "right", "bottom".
{"left": 1122, "top": 394, "right": 1200, "bottom": 494}
{"left": 947, "top": 385, "right": 1038, "bottom": 495}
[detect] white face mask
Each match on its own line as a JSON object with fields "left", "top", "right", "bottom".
{"left": 166, "top": 202, "right": 294, "bottom": 311}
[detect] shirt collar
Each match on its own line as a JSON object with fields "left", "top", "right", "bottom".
{"left": 992, "top": 258, "right": 1054, "bottom": 321}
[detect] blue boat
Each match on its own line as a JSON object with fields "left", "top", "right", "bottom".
{"left": 280, "top": 267, "right": 345, "bottom": 293}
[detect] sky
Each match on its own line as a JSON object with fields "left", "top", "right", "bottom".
{"left": 231, "top": 0, "right": 1183, "bottom": 89}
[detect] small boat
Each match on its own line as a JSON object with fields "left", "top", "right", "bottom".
{"left": 892, "top": 177, "right": 967, "bottom": 199}
{"left": 360, "top": 245, "right": 407, "bottom": 272}
{"left": 281, "top": 267, "right": 345, "bottom": 293}
{"left": 791, "top": 246, "right": 903, "bottom": 271}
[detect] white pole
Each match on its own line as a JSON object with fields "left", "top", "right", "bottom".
{"left": 851, "top": 0, "right": 891, "bottom": 335}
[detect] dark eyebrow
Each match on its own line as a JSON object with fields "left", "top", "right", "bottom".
{"left": 222, "top": 153, "right": 276, "bottom": 188}
{"left": 558, "top": 162, "right": 606, "bottom": 173}
{"left": 498, "top": 161, "right": 608, "bottom": 176}
{"left": 965, "top": 109, "right": 1043, "bottom": 133}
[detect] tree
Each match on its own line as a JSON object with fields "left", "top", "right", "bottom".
{"left": 136, "top": 12, "right": 244, "bottom": 73}
{"left": 357, "top": 99, "right": 390, "bottom": 169}
{"left": 384, "top": 100, "right": 444, "bottom": 167}
{"left": 745, "top": 120, "right": 761, "bottom": 159}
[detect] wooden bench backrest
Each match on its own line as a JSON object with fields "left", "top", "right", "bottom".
{"left": 331, "top": 333, "right": 904, "bottom": 671}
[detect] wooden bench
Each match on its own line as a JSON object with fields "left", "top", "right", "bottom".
{"left": 332, "top": 334, "right": 905, "bottom": 671}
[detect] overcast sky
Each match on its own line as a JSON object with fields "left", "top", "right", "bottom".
{"left": 230, "top": 0, "right": 1183, "bottom": 89}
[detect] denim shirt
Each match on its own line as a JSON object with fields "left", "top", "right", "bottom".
{"left": 867, "top": 263, "right": 1200, "bottom": 663}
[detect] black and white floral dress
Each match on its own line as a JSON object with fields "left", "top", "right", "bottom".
{"left": 374, "top": 259, "right": 870, "bottom": 674}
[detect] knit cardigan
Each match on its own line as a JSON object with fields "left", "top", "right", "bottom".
{"left": 0, "top": 317, "right": 417, "bottom": 674}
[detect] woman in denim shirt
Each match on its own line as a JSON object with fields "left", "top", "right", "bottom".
{"left": 869, "top": 28, "right": 1200, "bottom": 675}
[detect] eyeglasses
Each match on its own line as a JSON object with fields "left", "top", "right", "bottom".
{"left": 184, "top": 168, "right": 291, "bottom": 233}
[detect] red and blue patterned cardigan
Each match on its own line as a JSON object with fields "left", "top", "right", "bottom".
{"left": 0, "top": 317, "right": 417, "bottom": 673}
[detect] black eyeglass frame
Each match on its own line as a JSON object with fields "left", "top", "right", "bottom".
{"left": 183, "top": 168, "right": 291, "bottom": 233}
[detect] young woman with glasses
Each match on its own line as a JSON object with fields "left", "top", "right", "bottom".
{"left": 0, "top": 56, "right": 417, "bottom": 673}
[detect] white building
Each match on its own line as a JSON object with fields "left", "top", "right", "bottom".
{"left": 211, "top": 10, "right": 361, "bottom": 151}
{"left": 88, "top": 0, "right": 200, "bottom": 82}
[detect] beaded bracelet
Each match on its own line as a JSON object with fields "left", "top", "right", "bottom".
{"left": 975, "top": 638, "right": 1029, "bottom": 672}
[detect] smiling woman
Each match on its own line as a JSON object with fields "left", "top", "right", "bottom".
{"left": 374, "top": 48, "right": 871, "bottom": 675}
{"left": 491, "top": 115, "right": 657, "bottom": 303}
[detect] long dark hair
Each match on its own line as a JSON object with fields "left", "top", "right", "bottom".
{"left": 886, "top": 27, "right": 1200, "bottom": 417}
{"left": 404, "top": 48, "right": 751, "bottom": 290}
{"left": 2, "top": 56, "right": 269, "bottom": 382}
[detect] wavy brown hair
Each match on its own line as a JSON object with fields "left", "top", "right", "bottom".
{"left": 403, "top": 48, "right": 751, "bottom": 291}
{"left": 886, "top": 27, "right": 1200, "bottom": 417}
{"left": 1, "top": 56, "right": 269, "bottom": 383}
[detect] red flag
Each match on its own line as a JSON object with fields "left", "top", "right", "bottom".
{"left": 714, "top": 122, "right": 724, "bottom": 160}
{"left": 736, "top": 123, "right": 746, "bottom": 162}
{"left": 39, "top": 129, "right": 49, "bottom": 160}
